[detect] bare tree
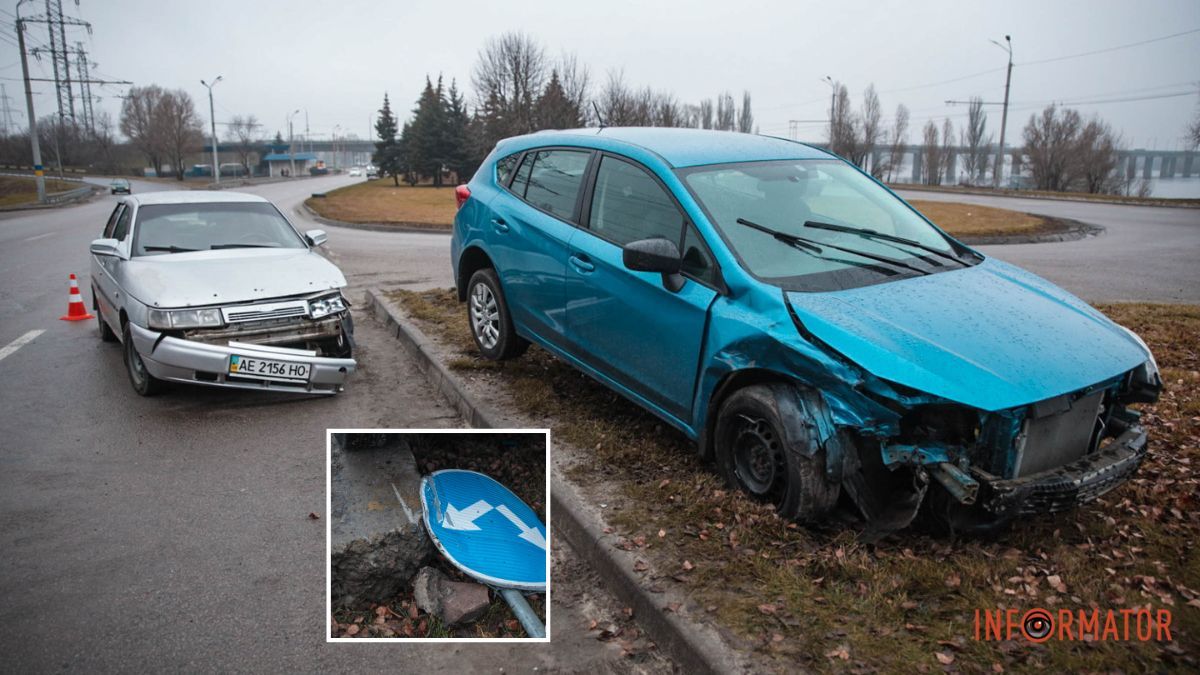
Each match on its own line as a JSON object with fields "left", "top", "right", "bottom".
{"left": 737, "top": 91, "right": 753, "bottom": 133}
{"left": 1188, "top": 100, "right": 1200, "bottom": 148}
{"left": 715, "top": 92, "right": 736, "bottom": 131}
{"left": 472, "top": 32, "right": 548, "bottom": 140}
{"left": 921, "top": 120, "right": 943, "bottom": 185}
{"left": 1022, "top": 104, "right": 1083, "bottom": 192}
{"left": 157, "top": 89, "right": 204, "bottom": 181}
{"left": 226, "top": 114, "right": 261, "bottom": 175}
{"left": 858, "top": 85, "right": 882, "bottom": 173}
{"left": 120, "top": 84, "right": 166, "bottom": 175}
{"left": 1075, "top": 117, "right": 1124, "bottom": 194}
{"left": 90, "top": 111, "right": 118, "bottom": 172}
{"left": 828, "top": 83, "right": 859, "bottom": 161}
{"left": 556, "top": 53, "right": 590, "bottom": 126}
{"left": 960, "top": 96, "right": 991, "bottom": 185}
{"left": 883, "top": 104, "right": 909, "bottom": 182}
{"left": 698, "top": 99, "right": 714, "bottom": 129}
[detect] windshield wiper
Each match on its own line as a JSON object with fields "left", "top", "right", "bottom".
{"left": 803, "top": 220, "right": 968, "bottom": 267}
{"left": 210, "top": 243, "right": 278, "bottom": 249}
{"left": 142, "top": 245, "right": 197, "bottom": 253}
{"left": 736, "top": 218, "right": 929, "bottom": 276}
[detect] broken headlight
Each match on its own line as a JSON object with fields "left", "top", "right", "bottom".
{"left": 1118, "top": 325, "right": 1161, "bottom": 403}
{"left": 147, "top": 307, "right": 224, "bottom": 330}
{"left": 308, "top": 294, "right": 347, "bottom": 320}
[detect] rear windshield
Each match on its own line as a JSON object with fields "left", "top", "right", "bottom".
{"left": 132, "top": 202, "right": 306, "bottom": 257}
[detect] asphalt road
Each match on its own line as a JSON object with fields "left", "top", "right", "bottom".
{"left": 0, "top": 177, "right": 651, "bottom": 672}
{"left": 895, "top": 190, "right": 1200, "bottom": 303}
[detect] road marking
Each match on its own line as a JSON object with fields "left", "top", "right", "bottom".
{"left": 389, "top": 481, "right": 418, "bottom": 527}
{"left": 0, "top": 329, "right": 45, "bottom": 363}
{"left": 23, "top": 232, "right": 57, "bottom": 242}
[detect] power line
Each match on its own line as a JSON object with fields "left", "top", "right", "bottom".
{"left": 1019, "top": 27, "right": 1200, "bottom": 67}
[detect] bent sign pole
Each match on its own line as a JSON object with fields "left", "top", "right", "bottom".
{"left": 421, "top": 469, "right": 548, "bottom": 638}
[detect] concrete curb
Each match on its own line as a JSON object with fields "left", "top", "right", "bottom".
{"left": 299, "top": 202, "right": 452, "bottom": 235}
{"left": 367, "top": 287, "right": 746, "bottom": 675}
{"left": 957, "top": 217, "right": 1105, "bottom": 246}
{"left": 893, "top": 183, "right": 1200, "bottom": 209}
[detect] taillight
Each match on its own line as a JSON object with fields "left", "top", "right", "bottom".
{"left": 455, "top": 184, "right": 471, "bottom": 209}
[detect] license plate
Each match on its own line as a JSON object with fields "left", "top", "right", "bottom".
{"left": 228, "top": 354, "right": 311, "bottom": 382}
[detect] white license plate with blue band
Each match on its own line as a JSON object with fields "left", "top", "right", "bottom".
{"left": 228, "top": 354, "right": 311, "bottom": 382}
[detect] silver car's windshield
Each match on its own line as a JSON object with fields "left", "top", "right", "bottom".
{"left": 132, "top": 202, "right": 306, "bottom": 257}
{"left": 680, "top": 159, "right": 974, "bottom": 290}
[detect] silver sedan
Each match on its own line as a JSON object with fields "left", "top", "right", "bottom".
{"left": 90, "top": 191, "right": 356, "bottom": 395}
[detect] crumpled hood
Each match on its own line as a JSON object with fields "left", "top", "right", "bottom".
{"left": 785, "top": 257, "right": 1150, "bottom": 411}
{"left": 121, "top": 248, "right": 346, "bottom": 308}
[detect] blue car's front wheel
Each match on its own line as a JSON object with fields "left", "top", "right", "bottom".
{"left": 715, "top": 384, "right": 840, "bottom": 523}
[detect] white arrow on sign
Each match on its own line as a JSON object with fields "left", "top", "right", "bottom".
{"left": 495, "top": 504, "right": 547, "bottom": 551}
{"left": 442, "top": 499, "right": 492, "bottom": 531}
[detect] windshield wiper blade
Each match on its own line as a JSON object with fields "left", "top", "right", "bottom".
{"left": 737, "top": 218, "right": 928, "bottom": 276}
{"left": 210, "top": 243, "right": 277, "bottom": 249}
{"left": 803, "top": 220, "right": 968, "bottom": 266}
{"left": 142, "top": 245, "right": 197, "bottom": 253}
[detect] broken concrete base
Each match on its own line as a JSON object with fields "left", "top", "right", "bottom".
{"left": 412, "top": 566, "right": 491, "bottom": 626}
{"left": 330, "top": 436, "right": 432, "bottom": 608}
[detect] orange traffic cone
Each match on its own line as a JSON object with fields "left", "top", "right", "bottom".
{"left": 60, "top": 273, "right": 95, "bottom": 321}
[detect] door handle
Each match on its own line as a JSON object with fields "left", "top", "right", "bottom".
{"left": 569, "top": 255, "right": 594, "bottom": 273}
{"left": 491, "top": 217, "right": 509, "bottom": 233}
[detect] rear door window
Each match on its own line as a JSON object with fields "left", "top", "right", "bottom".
{"left": 517, "top": 149, "right": 590, "bottom": 221}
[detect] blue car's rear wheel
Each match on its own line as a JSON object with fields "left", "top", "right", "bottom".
{"left": 467, "top": 268, "right": 528, "bottom": 361}
{"left": 715, "top": 384, "right": 839, "bottom": 523}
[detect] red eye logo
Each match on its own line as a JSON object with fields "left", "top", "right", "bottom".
{"left": 1022, "top": 608, "right": 1054, "bottom": 642}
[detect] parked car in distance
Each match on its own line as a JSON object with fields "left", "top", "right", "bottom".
{"left": 90, "top": 191, "right": 356, "bottom": 396}
{"left": 365, "top": 167, "right": 380, "bottom": 179}
{"left": 110, "top": 178, "right": 131, "bottom": 195}
{"left": 348, "top": 168, "right": 363, "bottom": 177}
{"left": 451, "top": 128, "right": 1162, "bottom": 534}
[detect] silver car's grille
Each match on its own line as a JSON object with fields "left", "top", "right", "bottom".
{"left": 222, "top": 299, "right": 309, "bottom": 324}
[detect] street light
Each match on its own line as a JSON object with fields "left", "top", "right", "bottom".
{"left": 287, "top": 109, "right": 301, "bottom": 178}
{"left": 990, "top": 35, "right": 1013, "bottom": 189}
{"left": 333, "top": 124, "right": 341, "bottom": 169}
{"left": 821, "top": 76, "right": 836, "bottom": 146}
{"left": 200, "top": 76, "right": 223, "bottom": 184}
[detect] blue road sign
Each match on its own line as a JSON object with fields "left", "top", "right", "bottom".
{"left": 420, "top": 469, "right": 547, "bottom": 592}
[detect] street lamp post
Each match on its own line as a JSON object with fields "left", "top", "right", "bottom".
{"left": 14, "top": 0, "right": 45, "bottom": 203}
{"left": 200, "top": 76, "right": 223, "bottom": 184}
{"left": 991, "top": 35, "right": 1013, "bottom": 189}
{"left": 287, "top": 109, "right": 300, "bottom": 178}
{"left": 821, "top": 76, "right": 836, "bottom": 148}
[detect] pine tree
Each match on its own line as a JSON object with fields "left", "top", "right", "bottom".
{"left": 408, "top": 76, "right": 448, "bottom": 186}
{"left": 373, "top": 93, "right": 402, "bottom": 186}
{"left": 534, "top": 70, "right": 583, "bottom": 130}
{"left": 444, "top": 79, "right": 473, "bottom": 183}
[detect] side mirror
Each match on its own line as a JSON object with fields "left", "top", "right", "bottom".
{"left": 90, "top": 238, "right": 122, "bottom": 258}
{"left": 623, "top": 237, "right": 685, "bottom": 292}
{"left": 305, "top": 229, "right": 328, "bottom": 247}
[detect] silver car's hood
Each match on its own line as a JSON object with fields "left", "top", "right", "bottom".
{"left": 121, "top": 248, "right": 347, "bottom": 308}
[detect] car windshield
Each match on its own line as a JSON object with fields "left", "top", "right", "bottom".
{"left": 680, "top": 159, "right": 975, "bottom": 291}
{"left": 132, "top": 202, "right": 306, "bottom": 257}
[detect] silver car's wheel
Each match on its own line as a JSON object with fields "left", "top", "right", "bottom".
{"left": 465, "top": 268, "right": 528, "bottom": 361}
{"left": 470, "top": 283, "right": 500, "bottom": 350}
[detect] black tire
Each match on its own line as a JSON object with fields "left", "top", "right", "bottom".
{"left": 123, "top": 323, "right": 164, "bottom": 396}
{"left": 715, "top": 384, "right": 839, "bottom": 523}
{"left": 466, "top": 268, "right": 528, "bottom": 361}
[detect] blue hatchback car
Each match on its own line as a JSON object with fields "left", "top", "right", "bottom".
{"left": 450, "top": 128, "right": 1162, "bottom": 533}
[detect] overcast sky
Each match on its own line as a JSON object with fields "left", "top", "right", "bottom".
{"left": 2, "top": 0, "right": 1198, "bottom": 149}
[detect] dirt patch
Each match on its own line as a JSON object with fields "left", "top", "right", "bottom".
{"left": 909, "top": 200, "right": 1061, "bottom": 239}
{"left": 0, "top": 176, "right": 82, "bottom": 207}
{"left": 390, "top": 287, "right": 1199, "bottom": 671}
{"left": 307, "top": 181, "right": 456, "bottom": 228}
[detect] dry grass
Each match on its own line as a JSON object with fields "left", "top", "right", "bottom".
{"left": 307, "top": 180, "right": 456, "bottom": 228}
{"left": 909, "top": 200, "right": 1057, "bottom": 238}
{"left": 392, "top": 288, "right": 1200, "bottom": 671}
{"left": 0, "top": 176, "right": 83, "bottom": 207}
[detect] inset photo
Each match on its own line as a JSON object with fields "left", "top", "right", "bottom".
{"left": 327, "top": 429, "right": 549, "bottom": 641}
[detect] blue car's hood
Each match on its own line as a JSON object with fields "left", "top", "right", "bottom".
{"left": 785, "top": 258, "right": 1150, "bottom": 412}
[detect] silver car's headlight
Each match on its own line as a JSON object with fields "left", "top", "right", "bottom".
{"left": 147, "top": 308, "right": 224, "bottom": 330}
{"left": 308, "top": 294, "right": 347, "bottom": 320}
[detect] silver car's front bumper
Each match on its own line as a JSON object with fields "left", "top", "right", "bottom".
{"left": 129, "top": 323, "right": 355, "bottom": 394}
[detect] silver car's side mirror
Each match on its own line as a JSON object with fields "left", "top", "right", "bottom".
{"left": 90, "top": 238, "right": 122, "bottom": 258}
{"left": 305, "top": 229, "right": 328, "bottom": 247}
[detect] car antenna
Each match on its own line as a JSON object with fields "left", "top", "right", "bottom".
{"left": 592, "top": 101, "right": 607, "bottom": 131}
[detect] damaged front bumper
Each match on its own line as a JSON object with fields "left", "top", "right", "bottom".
{"left": 976, "top": 425, "right": 1148, "bottom": 518}
{"left": 128, "top": 322, "right": 356, "bottom": 394}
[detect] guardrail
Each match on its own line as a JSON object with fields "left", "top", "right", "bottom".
{"left": 44, "top": 185, "right": 94, "bottom": 204}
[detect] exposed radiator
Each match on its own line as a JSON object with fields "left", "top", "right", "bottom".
{"left": 1015, "top": 390, "right": 1104, "bottom": 477}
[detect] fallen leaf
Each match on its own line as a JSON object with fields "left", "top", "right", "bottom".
{"left": 658, "top": 479, "right": 671, "bottom": 489}
{"left": 935, "top": 651, "right": 955, "bottom": 665}
{"left": 682, "top": 560, "right": 695, "bottom": 571}
{"left": 665, "top": 602, "right": 681, "bottom": 613}
{"left": 825, "top": 646, "right": 850, "bottom": 660}
{"left": 307, "top": 512, "right": 320, "bottom": 520}
{"left": 758, "top": 603, "right": 778, "bottom": 615}
{"left": 345, "top": 624, "right": 360, "bottom": 637}
{"left": 658, "top": 528, "right": 666, "bottom": 538}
